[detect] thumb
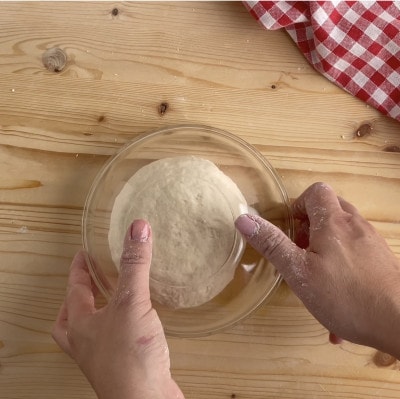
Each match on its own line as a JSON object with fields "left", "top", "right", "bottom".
{"left": 235, "top": 214, "right": 307, "bottom": 287}
{"left": 113, "top": 219, "right": 153, "bottom": 308}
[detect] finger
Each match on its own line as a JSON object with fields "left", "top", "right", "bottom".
{"left": 294, "top": 219, "right": 310, "bottom": 249}
{"left": 338, "top": 196, "right": 359, "bottom": 215}
{"left": 235, "top": 214, "right": 307, "bottom": 287}
{"left": 52, "top": 301, "right": 72, "bottom": 356}
{"left": 114, "top": 219, "right": 153, "bottom": 308}
{"left": 329, "top": 332, "right": 344, "bottom": 345}
{"left": 292, "top": 182, "right": 343, "bottom": 231}
{"left": 65, "top": 251, "right": 96, "bottom": 322}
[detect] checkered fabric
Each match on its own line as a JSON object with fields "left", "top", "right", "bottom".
{"left": 244, "top": 1, "right": 400, "bottom": 122}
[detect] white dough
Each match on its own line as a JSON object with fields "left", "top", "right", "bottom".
{"left": 108, "top": 156, "right": 247, "bottom": 308}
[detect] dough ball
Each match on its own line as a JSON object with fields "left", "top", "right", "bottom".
{"left": 108, "top": 156, "right": 247, "bottom": 308}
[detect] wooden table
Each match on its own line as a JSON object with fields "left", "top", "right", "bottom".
{"left": 1, "top": 2, "right": 400, "bottom": 398}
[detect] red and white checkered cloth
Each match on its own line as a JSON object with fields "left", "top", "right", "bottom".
{"left": 244, "top": 1, "right": 400, "bottom": 122}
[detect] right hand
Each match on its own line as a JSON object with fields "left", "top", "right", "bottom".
{"left": 235, "top": 182, "right": 400, "bottom": 358}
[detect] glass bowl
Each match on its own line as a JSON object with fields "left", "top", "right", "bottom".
{"left": 82, "top": 124, "right": 293, "bottom": 337}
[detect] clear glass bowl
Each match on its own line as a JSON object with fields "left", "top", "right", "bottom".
{"left": 82, "top": 124, "right": 293, "bottom": 337}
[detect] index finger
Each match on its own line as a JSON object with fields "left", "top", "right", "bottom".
{"left": 52, "top": 300, "right": 72, "bottom": 356}
{"left": 292, "top": 182, "right": 343, "bottom": 230}
{"left": 65, "top": 251, "right": 96, "bottom": 322}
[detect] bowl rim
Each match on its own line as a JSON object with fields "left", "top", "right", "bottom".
{"left": 82, "top": 123, "right": 293, "bottom": 337}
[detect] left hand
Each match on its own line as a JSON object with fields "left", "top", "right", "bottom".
{"left": 52, "top": 219, "right": 184, "bottom": 399}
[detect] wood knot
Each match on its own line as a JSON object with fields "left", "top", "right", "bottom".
{"left": 158, "top": 102, "right": 169, "bottom": 116}
{"left": 383, "top": 145, "right": 400, "bottom": 152}
{"left": 354, "top": 122, "right": 373, "bottom": 138}
{"left": 111, "top": 7, "right": 119, "bottom": 16}
{"left": 231, "top": 394, "right": 236, "bottom": 399}
{"left": 372, "top": 351, "right": 397, "bottom": 367}
{"left": 42, "top": 47, "right": 67, "bottom": 73}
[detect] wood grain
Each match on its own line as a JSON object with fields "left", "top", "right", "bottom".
{"left": 1, "top": 2, "right": 400, "bottom": 398}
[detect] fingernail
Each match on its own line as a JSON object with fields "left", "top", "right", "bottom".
{"left": 130, "top": 220, "right": 150, "bottom": 242}
{"left": 235, "top": 214, "right": 259, "bottom": 237}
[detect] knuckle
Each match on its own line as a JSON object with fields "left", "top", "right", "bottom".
{"left": 313, "top": 181, "right": 331, "bottom": 191}
{"left": 328, "top": 210, "right": 353, "bottom": 228}
{"left": 120, "top": 248, "right": 146, "bottom": 265}
{"left": 261, "top": 234, "right": 287, "bottom": 259}
{"left": 113, "top": 289, "right": 149, "bottom": 311}
{"left": 113, "top": 289, "right": 135, "bottom": 307}
{"left": 256, "top": 226, "right": 291, "bottom": 263}
{"left": 308, "top": 182, "right": 330, "bottom": 197}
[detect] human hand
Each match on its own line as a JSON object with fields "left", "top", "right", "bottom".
{"left": 52, "top": 220, "right": 184, "bottom": 399}
{"left": 235, "top": 182, "right": 400, "bottom": 358}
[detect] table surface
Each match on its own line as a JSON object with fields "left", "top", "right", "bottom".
{"left": 1, "top": 2, "right": 400, "bottom": 398}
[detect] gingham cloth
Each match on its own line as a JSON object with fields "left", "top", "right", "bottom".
{"left": 244, "top": 1, "right": 400, "bottom": 122}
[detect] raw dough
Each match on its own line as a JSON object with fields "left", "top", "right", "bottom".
{"left": 108, "top": 156, "right": 247, "bottom": 308}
